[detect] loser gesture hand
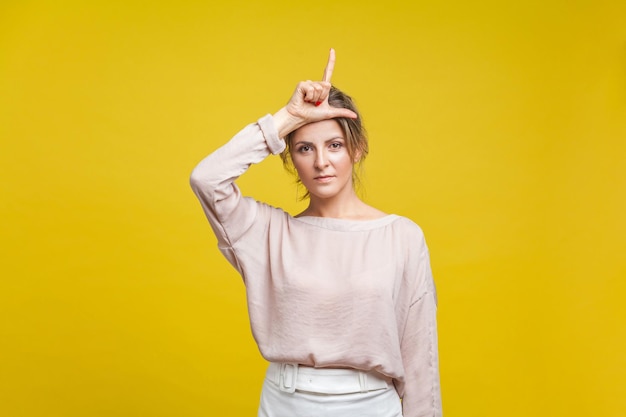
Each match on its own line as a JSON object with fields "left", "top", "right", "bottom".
{"left": 274, "top": 49, "right": 357, "bottom": 138}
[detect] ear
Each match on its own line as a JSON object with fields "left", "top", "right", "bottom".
{"left": 353, "top": 149, "right": 362, "bottom": 163}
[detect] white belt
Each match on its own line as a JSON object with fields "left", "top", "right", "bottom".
{"left": 267, "top": 362, "right": 390, "bottom": 394}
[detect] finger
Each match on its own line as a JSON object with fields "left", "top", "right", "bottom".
{"left": 327, "top": 108, "right": 358, "bottom": 119}
{"left": 303, "top": 82, "right": 326, "bottom": 104}
{"left": 312, "top": 83, "right": 324, "bottom": 102}
{"left": 322, "top": 48, "right": 336, "bottom": 83}
{"left": 300, "top": 81, "right": 316, "bottom": 103}
{"left": 315, "top": 81, "right": 332, "bottom": 106}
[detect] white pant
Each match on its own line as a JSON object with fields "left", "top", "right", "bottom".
{"left": 258, "top": 363, "right": 403, "bottom": 417}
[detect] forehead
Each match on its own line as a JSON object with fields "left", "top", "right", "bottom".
{"left": 292, "top": 119, "right": 344, "bottom": 143}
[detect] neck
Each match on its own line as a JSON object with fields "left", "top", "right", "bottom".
{"left": 302, "top": 190, "right": 368, "bottom": 219}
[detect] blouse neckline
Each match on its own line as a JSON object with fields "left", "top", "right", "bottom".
{"left": 291, "top": 214, "right": 400, "bottom": 231}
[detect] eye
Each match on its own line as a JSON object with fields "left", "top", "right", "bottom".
{"left": 329, "top": 142, "right": 343, "bottom": 150}
{"left": 296, "top": 145, "right": 312, "bottom": 153}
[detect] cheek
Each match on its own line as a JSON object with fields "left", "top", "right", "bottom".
{"left": 290, "top": 154, "right": 308, "bottom": 175}
{"left": 329, "top": 153, "right": 353, "bottom": 172}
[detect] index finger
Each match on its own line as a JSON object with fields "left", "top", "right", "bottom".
{"left": 322, "top": 48, "right": 336, "bottom": 83}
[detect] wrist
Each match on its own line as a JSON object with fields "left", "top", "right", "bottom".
{"left": 272, "top": 107, "right": 305, "bottom": 138}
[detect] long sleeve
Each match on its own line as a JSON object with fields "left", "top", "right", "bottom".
{"left": 189, "top": 114, "right": 285, "bottom": 270}
{"left": 399, "top": 248, "right": 443, "bottom": 417}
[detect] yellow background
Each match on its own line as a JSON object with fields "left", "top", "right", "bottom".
{"left": 1, "top": 0, "right": 625, "bottom": 416}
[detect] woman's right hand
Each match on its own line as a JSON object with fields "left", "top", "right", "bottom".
{"left": 273, "top": 49, "right": 358, "bottom": 138}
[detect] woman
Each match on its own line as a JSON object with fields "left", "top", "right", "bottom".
{"left": 190, "top": 49, "right": 442, "bottom": 417}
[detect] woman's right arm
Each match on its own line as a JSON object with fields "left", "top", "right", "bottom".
{"left": 189, "top": 114, "right": 285, "bottom": 254}
{"left": 189, "top": 49, "right": 357, "bottom": 261}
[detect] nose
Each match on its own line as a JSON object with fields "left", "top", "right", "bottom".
{"left": 314, "top": 149, "right": 329, "bottom": 169}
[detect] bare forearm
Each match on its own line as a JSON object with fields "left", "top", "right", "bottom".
{"left": 272, "top": 107, "right": 306, "bottom": 139}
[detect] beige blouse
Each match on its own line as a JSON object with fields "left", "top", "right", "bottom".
{"left": 190, "top": 114, "right": 442, "bottom": 417}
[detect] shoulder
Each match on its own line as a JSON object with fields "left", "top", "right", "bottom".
{"left": 389, "top": 215, "right": 429, "bottom": 252}
{"left": 391, "top": 215, "right": 426, "bottom": 237}
{"left": 253, "top": 198, "right": 294, "bottom": 222}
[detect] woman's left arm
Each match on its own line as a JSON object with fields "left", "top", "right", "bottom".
{"left": 400, "top": 247, "right": 443, "bottom": 417}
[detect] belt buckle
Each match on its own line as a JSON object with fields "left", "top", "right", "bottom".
{"left": 278, "top": 363, "right": 298, "bottom": 393}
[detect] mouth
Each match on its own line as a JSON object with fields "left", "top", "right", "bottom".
{"left": 314, "top": 175, "right": 335, "bottom": 183}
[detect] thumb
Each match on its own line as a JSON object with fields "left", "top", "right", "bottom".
{"left": 327, "top": 108, "right": 358, "bottom": 119}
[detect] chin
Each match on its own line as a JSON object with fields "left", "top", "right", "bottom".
{"left": 310, "top": 187, "right": 348, "bottom": 200}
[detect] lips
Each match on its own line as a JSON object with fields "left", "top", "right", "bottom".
{"left": 314, "top": 175, "right": 335, "bottom": 183}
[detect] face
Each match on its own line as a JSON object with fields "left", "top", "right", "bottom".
{"left": 290, "top": 119, "right": 356, "bottom": 201}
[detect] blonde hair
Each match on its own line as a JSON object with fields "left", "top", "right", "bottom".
{"left": 280, "top": 86, "right": 368, "bottom": 198}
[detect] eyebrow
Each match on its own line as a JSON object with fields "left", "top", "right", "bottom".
{"left": 293, "top": 136, "right": 345, "bottom": 146}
